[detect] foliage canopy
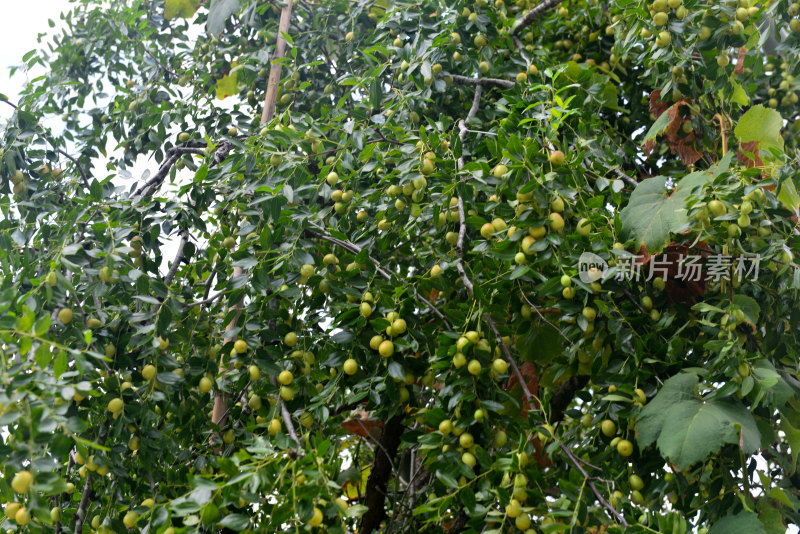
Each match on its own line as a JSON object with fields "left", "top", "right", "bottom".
{"left": 1, "top": 0, "right": 800, "bottom": 532}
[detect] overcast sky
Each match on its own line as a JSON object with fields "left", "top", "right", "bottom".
{"left": 0, "top": 0, "right": 74, "bottom": 121}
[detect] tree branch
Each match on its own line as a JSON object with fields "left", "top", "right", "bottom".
{"left": 511, "top": 0, "right": 567, "bottom": 36}
{"left": 559, "top": 443, "right": 630, "bottom": 526}
{"left": 261, "top": 0, "right": 294, "bottom": 123}
{"left": 450, "top": 74, "right": 515, "bottom": 89}
{"left": 360, "top": 415, "right": 405, "bottom": 533}
{"left": 164, "top": 231, "right": 189, "bottom": 286}
{"left": 550, "top": 375, "right": 590, "bottom": 423}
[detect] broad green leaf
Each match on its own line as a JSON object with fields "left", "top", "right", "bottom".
{"left": 734, "top": 105, "right": 784, "bottom": 155}
{"left": 707, "top": 511, "right": 766, "bottom": 534}
{"left": 164, "top": 0, "right": 199, "bottom": 19}
{"left": 207, "top": 0, "right": 241, "bottom": 36}
{"left": 638, "top": 373, "right": 760, "bottom": 469}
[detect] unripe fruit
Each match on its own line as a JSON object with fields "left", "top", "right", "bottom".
{"left": 223, "top": 236, "right": 236, "bottom": 250}
{"left": 5, "top": 503, "right": 20, "bottom": 519}
{"left": 58, "top": 308, "right": 73, "bottom": 324}
{"left": 548, "top": 212, "right": 565, "bottom": 231}
{"left": 142, "top": 364, "right": 156, "bottom": 380}
{"left": 493, "top": 164, "right": 508, "bottom": 178}
{"left": 360, "top": 302, "right": 372, "bottom": 317}
{"left": 617, "top": 439, "right": 634, "bottom": 457}
{"left": 278, "top": 370, "right": 294, "bottom": 385}
{"left": 234, "top": 339, "right": 248, "bottom": 353}
{"left": 249, "top": 364, "right": 261, "bottom": 381}
{"left": 708, "top": 200, "right": 726, "bottom": 217}
{"left": 379, "top": 340, "right": 394, "bottom": 357}
{"left": 461, "top": 451, "right": 476, "bottom": 467}
{"left": 630, "top": 474, "right": 644, "bottom": 490}
{"left": 576, "top": 218, "right": 591, "bottom": 236}
{"left": 15, "top": 507, "right": 30, "bottom": 525}
{"left": 51, "top": 506, "right": 61, "bottom": 522}
{"left": 108, "top": 398, "right": 124, "bottom": 414}
{"left": 123, "top": 511, "right": 139, "bottom": 528}
{"left": 601, "top": 419, "right": 616, "bottom": 437}
{"left": 343, "top": 358, "right": 358, "bottom": 375}
{"left": 284, "top": 332, "right": 298, "bottom": 347}
{"left": 345, "top": 31, "right": 355, "bottom": 42}
{"left": 326, "top": 171, "right": 339, "bottom": 186}
{"left": 548, "top": 150, "right": 565, "bottom": 165}
{"left": 467, "top": 359, "right": 482, "bottom": 375}
{"left": 309, "top": 507, "right": 323, "bottom": 527}
{"left": 480, "top": 223, "right": 495, "bottom": 239}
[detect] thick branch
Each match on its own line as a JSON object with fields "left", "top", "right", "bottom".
{"left": 261, "top": 0, "right": 294, "bottom": 123}
{"left": 511, "top": 0, "right": 567, "bottom": 36}
{"left": 450, "top": 74, "right": 515, "bottom": 90}
{"left": 360, "top": 415, "right": 405, "bottom": 533}
{"left": 550, "top": 375, "right": 590, "bottom": 423}
{"left": 164, "top": 231, "right": 189, "bottom": 286}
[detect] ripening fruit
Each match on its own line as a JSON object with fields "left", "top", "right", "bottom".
{"left": 492, "top": 358, "right": 508, "bottom": 374}
{"left": 345, "top": 31, "right": 354, "bottom": 42}
{"left": 58, "top": 308, "right": 73, "bottom": 324}
{"left": 576, "top": 218, "right": 591, "bottom": 236}
{"left": 515, "top": 513, "right": 532, "bottom": 530}
{"left": 548, "top": 213, "right": 565, "bottom": 231}
{"left": 123, "top": 510, "right": 139, "bottom": 528}
{"left": 480, "top": 223, "right": 495, "bottom": 239}
{"left": 11, "top": 471, "right": 33, "bottom": 494}
{"left": 617, "top": 439, "right": 634, "bottom": 457}
{"left": 234, "top": 339, "right": 248, "bottom": 354}
{"left": 582, "top": 307, "right": 597, "bottom": 322}
{"left": 516, "top": 72, "right": 527, "bottom": 83}
{"left": 548, "top": 150, "right": 565, "bottom": 165}
{"left": 158, "top": 336, "right": 169, "bottom": 350}
{"left": 309, "top": 507, "right": 323, "bottom": 527}
{"left": 431, "top": 264, "right": 443, "bottom": 278}
{"left": 379, "top": 340, "right": 394, "bottom": 357}
{"left": 284, "top": 332, "right": 298, "bottom": 347}
{"left": 51, "top": 506, "right": 61, "bottom": 522}
{"left": 178, "top": 132, "right": 190, "bottom": 142}
{"left": 15, "top": 507, "right": 30, "bottom": 525}
{"left": 343, "top": 358, "right": 358, "bottom": 375}
{"left": 142, "top": 364, "right": 157, "bottom": 380}
{"left": 278, "top": 370, "right": 294, "bottom": 385}
{"left": 462, "top": 452, "right": 477, "bottom": 467}
{"left": 493, "top": 164, "right": 509, "bottom": 178}
{"left": 249, "top": 365, "right": 261, "bottom": 381}
{"left": 108, "top": 398, "right": 124, "bottom": 414}
{"left": 601, "top": 419, "right": 616, "bottom": 437}
{"left": 4, "top": 502, "right": 20, "bottom": 519}
{"left": 268, "top": 418, "right": 282, "bottom": 436}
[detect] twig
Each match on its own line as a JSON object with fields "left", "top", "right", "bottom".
{"left": 280, "top": 397, "right": 303, "bottom": 449}
{"left": 185, "top": 290, "right": 227, "bottom": 309}
{"left": 511, "top": 0, "right": 568, "bottom": 36}
{"left": 516, "top": 282, "right": 572, "bottom": 345}
{"left": 0, "top": 99, "right": 92, "bottom": 191}
{"left": 138, "top": 40, "right": 178, "bottom": 77}
{"left": 483, "top": 312, "right": 534, "bottom": 402}
{"left": 559, "top": 443, "right": 629, "bottom": 526}
{"left": 449, "top": 74, "right": 515, "bottom": 90}
{"left": 306, "top": 228, "right": 451, "bottom": 329}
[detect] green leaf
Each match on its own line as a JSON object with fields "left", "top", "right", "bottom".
{"left": 207, "top": 0, "right": 241, "bottom": 36}
{"left": 637, "top": 373, "right": 761, "bottom": 469}
{"left": 734, "top": 105, "right": 784, "bottom": 155}
{"left": 619, "top": 172, "right": 711, "bottom": 253}
{"left": 776, "top": 178, "right": 800, "bottom": 211}
{"left": 780, "top": 416, "right": 800, "bottom": 470}
{"left": 729, "top": 78, "right": 750, "bottom": 107}
{"left": 217, "top": 513, "right": 249, "bottom": 530}
{"left": 164, "top": 0, "right": 199, "bottom": 19}
{"left": 708, "top": 511, "right": 766, "bottom": 534}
